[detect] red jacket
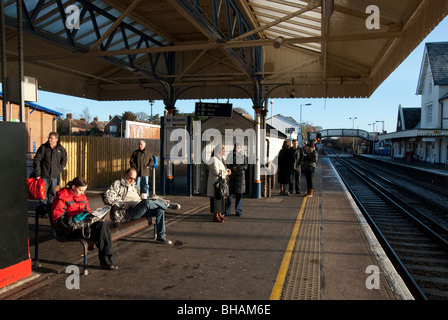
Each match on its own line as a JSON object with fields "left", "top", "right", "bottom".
{"left": 51, "top": 187, "right": 91, "bottom": 222}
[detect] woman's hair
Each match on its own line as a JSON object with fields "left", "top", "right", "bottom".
{"left": 282, "top": 140, "right": 291, "bottom": 149}
{"left": 211, "top": 145, "right": 224, "bottom": 157}
{"left": 67, "top": 177, "right": 88, "bottom": 188}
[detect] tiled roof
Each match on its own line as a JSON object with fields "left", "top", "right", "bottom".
{"left": 426, "top": 42, "right": 448, "bottom": 86}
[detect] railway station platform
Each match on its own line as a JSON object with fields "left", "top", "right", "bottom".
{"left": 0, "top": 156, "right": 413, "bottom": 302}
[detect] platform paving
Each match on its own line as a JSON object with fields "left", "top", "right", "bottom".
{"left": 0, "top": 156, "right": 413, "bottom": 302}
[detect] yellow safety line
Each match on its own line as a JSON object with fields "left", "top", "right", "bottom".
{"left": 269, "top": 197, "right": 308, "bottom": 300}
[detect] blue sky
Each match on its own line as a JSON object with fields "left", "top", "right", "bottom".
{"left": 35, "top": 16, "right": 448, "bottom": 134}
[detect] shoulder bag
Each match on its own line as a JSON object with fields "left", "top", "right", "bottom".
{"left": 214, "top": 172, "right": 229, "bottom": 200}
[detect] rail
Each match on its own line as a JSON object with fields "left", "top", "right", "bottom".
{"left": 332, "top": 156, "right": 448, "bottom": 300}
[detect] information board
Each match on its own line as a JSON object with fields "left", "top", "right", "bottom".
{"left": 194, "top": 102, "right": 232, "bottom": 117}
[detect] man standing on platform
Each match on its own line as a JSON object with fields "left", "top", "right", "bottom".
{"left": 289, "top": 139, "right": 303, "bottom": 194}
{"left": 33, "top": 132, "right": 67, "bottom": 215}
{"left": 130, "top": 140, "right": 154, "bottom": 198}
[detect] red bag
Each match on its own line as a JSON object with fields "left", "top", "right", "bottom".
{"left": 27, "top": 178, "right": 46, "bottom": 200}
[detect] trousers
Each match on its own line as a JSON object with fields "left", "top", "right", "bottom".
{"left": 56, "top": 220, "right": 114, "bottom": 265}
{"left": 127, "top": 199, "right": 167, "bottom": 238}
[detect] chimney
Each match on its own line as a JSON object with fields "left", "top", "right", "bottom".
{"left": 94, "top": 116, "right": 98, "bottom": 122}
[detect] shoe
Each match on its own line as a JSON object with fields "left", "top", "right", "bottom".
{"left": 219, "top": 213, "right": 227, "bottom": 220}
{"left": 304, "top": 189, "right": 314, "bottom": 198}
{"left": 167, "top": 201, "right": 181, "bottom": 210}
{"left": 100, "top": 263, "right": 118, "bottom": 270}
{"left": 213, "top": 213, "right": 223, "bottom": 222}
{"left": 156, "top": 236, "right": 173, "bottom": 244}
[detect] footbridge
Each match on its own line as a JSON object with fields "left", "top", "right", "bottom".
{"left": 319, "top": 129, "right": 374, "bottom": 141}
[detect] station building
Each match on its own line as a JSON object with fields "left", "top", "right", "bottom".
{"left": 380, "top": 42, "right": 448, "bottom": 166}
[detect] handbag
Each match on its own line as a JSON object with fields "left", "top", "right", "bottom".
{"left": 27, "top": 178, "right": 46, "bottom": 200}
{"left": 72, "top": 205, "right": 111, "bottom": 238}
{"left": 214, "top": 172, "right": 229, "bottom": 200}
{"left": 110, "top": 203, "right": 130, "bottom": 223}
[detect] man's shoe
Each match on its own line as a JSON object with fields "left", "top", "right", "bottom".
{"left": 156, "top": 236, "right": 173, "bottom": 245}
{"left": 100, "top": 263, "right": 118, "bottom": 270}
{"left": 167, "top": 201, "right": 181, "bottom": 210}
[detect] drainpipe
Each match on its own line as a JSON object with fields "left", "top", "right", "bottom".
{"left": 52, "top": 114, "right": 62, "bottom": 132}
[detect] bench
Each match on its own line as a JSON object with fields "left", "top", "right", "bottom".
{"left": 48, "top": 212, "right": 91, "bottom": 275}
{"left": 33, "top": 196, "right": 157, "bottom": 275}
{"left": 107, "top": 217, "right": 154, "bottom": 242}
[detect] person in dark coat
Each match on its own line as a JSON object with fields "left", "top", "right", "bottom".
{"left": 289, "top": 139, "right": 303, "bottom": 194}
{"left": 33, "top": 132, "right": 67, "bottom": 213}
{"left": 129, "top": 140, "right": 154, "bottom": 196}
{"left": 225, "top": 143, "right": 248, "bottom": 216}
{"left": 278, "top": 140, "right": 294, "bottom": 196}
{"left": 302, "top": 142, "right": 318, "bottom": 198}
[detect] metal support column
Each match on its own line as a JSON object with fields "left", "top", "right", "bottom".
{"left": 252, "top": 106, "right": 262, "bottom": 198}
{"left": 17, "top": 0, "right": 25, "bottom": 122}
{"left": 0, "top": 0, "right": 8, "bottom": 120}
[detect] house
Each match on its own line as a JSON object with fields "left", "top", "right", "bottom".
{"left": 104, "top": 115, "right": 123, "bottom": 137}
{"left": 380, "top": 42, "right": 448, "bottom": 165}
{"left": 58, "top": 113, "right": 94, "bottom": 136}
{"left": 266, "top": 114, "right": 304, "bottom": 145}
{"left": 90, "top": 116, "right": 108, "bottom": 136}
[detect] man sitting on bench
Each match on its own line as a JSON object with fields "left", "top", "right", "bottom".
{"left": 103, "top": 168, "right": 180, "bottom": 245}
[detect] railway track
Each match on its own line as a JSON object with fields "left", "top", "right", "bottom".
{"left": 330, "top": 155, "right": 448, "bottom": 300}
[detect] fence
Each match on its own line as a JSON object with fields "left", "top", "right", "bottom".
{"left": 59, "top": 136, "right": 160, "bottom": 189}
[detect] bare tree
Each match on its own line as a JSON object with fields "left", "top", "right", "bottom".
{"left": 79, "top": 107, "right": 92, "bottom": 122}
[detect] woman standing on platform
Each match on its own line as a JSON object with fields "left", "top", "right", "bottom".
{"left": 277, "top": 140, "right": 294, "bottom": 195}
{"left": 302, "top": 142, "right": 318, "bottom": 198}
{"left": 207, "top": 145, "right": 231, "bottom": 222}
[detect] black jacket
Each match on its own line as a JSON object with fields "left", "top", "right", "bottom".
{"left": 226, "top": 151, "right": 248, "bottom": 194}
{"left": 33, "top": 142, "right": 67, "bottom": 179}
{"left": 278, "top": 147, "right": 294, "bottom": 184}
{"left": 130, "top": 148, "right": 154, "bottom": 176}
{"left": 292, "top": 147, "right": 304, "bottom": 170}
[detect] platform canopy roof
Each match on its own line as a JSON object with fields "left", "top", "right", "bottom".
{"left": 2, "top": 0, "right": 448, "bottom": 107}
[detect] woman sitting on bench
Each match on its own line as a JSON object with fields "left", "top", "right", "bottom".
{"left": 51, "top": 177, "right": 117, "bottom": 270}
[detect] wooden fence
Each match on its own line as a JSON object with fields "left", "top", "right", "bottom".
{"left": 59, "top": 136, "right": 160, "bottom": 189}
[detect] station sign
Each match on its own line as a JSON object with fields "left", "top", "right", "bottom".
{"left": 164, "top": 115, "right": 188, "bottom": 126}
{"left": 194, "top": 102, "right": 232, "bottom": 118}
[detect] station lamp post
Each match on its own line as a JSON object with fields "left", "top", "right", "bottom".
{"left": 149, "top": 100, "right": 154, "bottom": 123}
{"left": 349, "top": 117, "right": 357, "bottom": 153}
{"left": 300, "top": 103, "right": 311, "bottom": 145}
{"left": 300, "top": 103, "right": 311, "bottom": 126}
{"left": 376, "top": 120, "right": 385, "bottom": 134}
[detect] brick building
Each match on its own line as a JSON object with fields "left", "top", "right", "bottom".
{"left": 0, "top": 93, "right": 63, "bottom": 157}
